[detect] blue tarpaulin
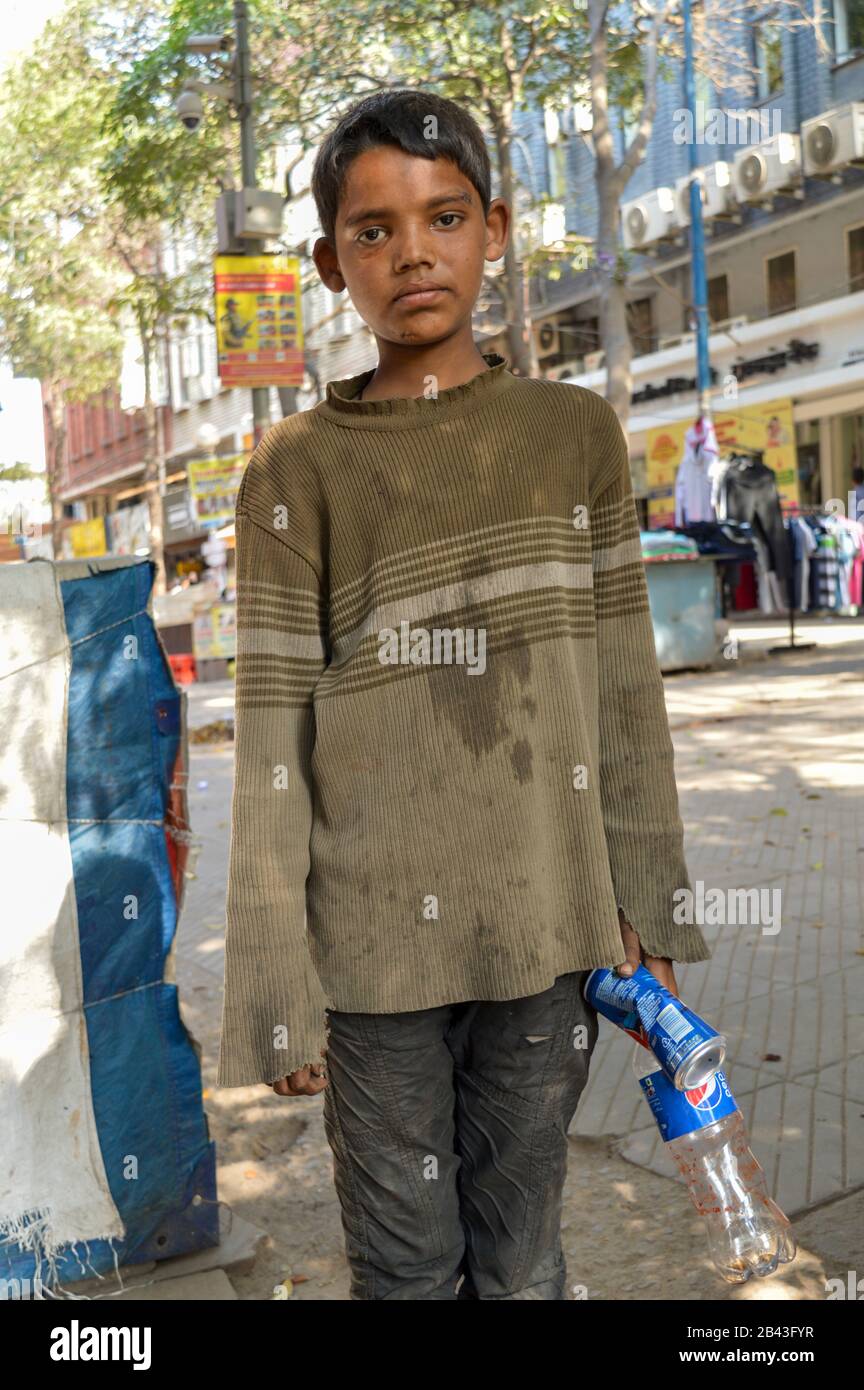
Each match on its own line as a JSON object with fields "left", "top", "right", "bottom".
{"left": 0, "top": 555, "right": 217, "bottom": 1293}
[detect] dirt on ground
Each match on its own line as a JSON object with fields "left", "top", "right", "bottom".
{"left": 200, "top": 1075, "right": 827, "bottom": 1302}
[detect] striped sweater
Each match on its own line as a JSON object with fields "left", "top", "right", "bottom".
{"left": 216, "top": 352, "right": 710, "bottom": 1088}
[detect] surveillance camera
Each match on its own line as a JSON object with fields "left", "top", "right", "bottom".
{"left": 175, "top": 88, "right": 204, "bottom": 132}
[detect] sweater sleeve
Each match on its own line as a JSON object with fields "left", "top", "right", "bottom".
{"left": 216, "top": 500, "right": 331, "bottom": 1089}
{"left": 589, "top": 398, "right": 711, "bottom": 964}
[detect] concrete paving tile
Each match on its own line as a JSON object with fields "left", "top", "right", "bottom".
{"left": 795, "top": 1053, "right": 864, "bottom": 1105}
{"left": 617, "top": 1081, "right": 864, "bottom": 1219}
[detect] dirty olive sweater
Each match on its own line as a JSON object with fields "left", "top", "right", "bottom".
{"left": 216, "top": 352, "right": 710, "bottom": 1089}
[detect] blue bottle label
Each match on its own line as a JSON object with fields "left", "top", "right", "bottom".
{"left": 638, "top": 1067, "right": 738, "bottom": 1141}
{"left": 585, "top": 966, "right": 723, "bottom": 1085}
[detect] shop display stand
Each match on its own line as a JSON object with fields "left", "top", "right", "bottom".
{"left": 768, "top": 505, "right": 824, "bottom": 655}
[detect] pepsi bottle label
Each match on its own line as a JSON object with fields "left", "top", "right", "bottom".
{"left": 638, "top": 1067, "right": 739, "bottom": 1141}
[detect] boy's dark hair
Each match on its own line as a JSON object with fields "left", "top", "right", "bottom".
{"left": 853, "top": 466, "right": 864, "bottom": 484}
{"left": 311, "top": 88, "right": 492, "bottom": 245}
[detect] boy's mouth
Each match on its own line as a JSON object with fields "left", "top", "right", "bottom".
{"left": 392, "top": 283, "right": 449, "bottom": 306}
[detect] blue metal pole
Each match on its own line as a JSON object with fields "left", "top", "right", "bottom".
{"left": 683, "top": 0, "right": 712, "bottom": 418}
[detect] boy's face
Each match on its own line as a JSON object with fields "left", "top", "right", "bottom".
{"left": 313, "top": 146, "right": 508, "bottom": 349}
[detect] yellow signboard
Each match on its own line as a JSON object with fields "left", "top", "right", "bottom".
{"left": 214, "top": 254, "right": 304, "bottom": 387}
{"left": 69, "top": 517, "right": 107, "bottom": 558}
{"left": 187, "top": 456, "right": 246, "bottom": 529}
{"left": 193, "top": 603, "right": 237, "bottom": 660}
{"left": 646, "top": 397, "right": 799, "bottom": 529}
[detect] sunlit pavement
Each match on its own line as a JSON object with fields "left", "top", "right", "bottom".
{"left": 176, "top": 623, "right": 864, "bottom": 1298}
{"left": 578, "top": 625, "right": 864, "bottom": 1290}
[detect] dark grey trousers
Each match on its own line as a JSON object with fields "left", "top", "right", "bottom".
{"left": 321, "top": 969, "right": 599, "bottom": 1300}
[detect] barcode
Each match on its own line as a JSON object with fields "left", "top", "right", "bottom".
{"left": 657, "top": 1003, "right": 694, "bottom": 1043}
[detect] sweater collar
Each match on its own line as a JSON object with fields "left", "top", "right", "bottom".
{"left": 315, "top": 352, "right": 515, "bottom": 429}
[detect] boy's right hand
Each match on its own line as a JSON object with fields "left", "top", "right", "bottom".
{"left": 270, "top": 1057, "right": 328, "bottom": 1097}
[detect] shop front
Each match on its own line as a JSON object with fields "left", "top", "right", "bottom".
{"left": 569, "top": 288, "right": 864, "bottom": 663}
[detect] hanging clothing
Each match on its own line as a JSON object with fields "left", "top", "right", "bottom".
{"left": 713, "top": 455, "right": 791, "bottom": 605}
{"left": 841, "top": 518, "right": 864, "bottom": 607}
{"left": 674, "top": 417, "right": 719, "bottom": 526}
{"left": 733, "top": 562, "right": 758, "bottom": 611}
{"left": 829, "top": 516, "right": 860, "bottom": 611}
{"left": 810, "top": 528, "right": 840, "bottom": 610}
{"left": 788, "top": 516, "right": 818, "bottom": 613}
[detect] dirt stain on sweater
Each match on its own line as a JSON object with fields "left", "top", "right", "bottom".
{"left": 510, "top": 737, "right": 533, "bottom": 784}
{"left": 430, "top": 640, "right": 534, "bottom": 759}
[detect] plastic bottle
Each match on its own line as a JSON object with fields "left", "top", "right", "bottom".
{"left": 632, "top": 1042, "right": 797, "bottom": 1284}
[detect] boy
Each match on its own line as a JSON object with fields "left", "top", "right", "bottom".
{"left": 217, "top": 88, "right": 710, "bottom": 1300}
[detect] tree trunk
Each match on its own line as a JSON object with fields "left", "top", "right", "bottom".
{"left": 596, "top": 172, "right": 632, "bottom": 425}
{"left": 494, "top": 123, "right": 537, "bottom": 379}
{"left": 43, "top": 381, "right": 66, "bottom": 559}
{"left": 139, "top": 325, "right": 167, "bottom": 597}
{"left": 590, "top": 0, "right": 632, "bottom": 426}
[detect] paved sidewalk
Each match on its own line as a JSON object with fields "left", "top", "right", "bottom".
{"left": 178, "top": 621, "right": 864, "bottom": 1296}
{"left": 574, "top": 630, "right": 864, "bottom": 1226}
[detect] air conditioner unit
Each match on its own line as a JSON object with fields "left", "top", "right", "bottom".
{"left": 675, "top": 162, "right": 734, "bottom": 226}
{"left": 583, "top": 349, "right": 605, "bottom": 372}
{"left": 733, "top": 133, "right": 802, "bottom": 204}
{"left": 801, "top": 101, "right": 864, "bottom": 177}
{"left": 621, "top": 188, "right": 676, "bottom": 249}
{"left": 535, "top": 319, "right": 560, "bottom": 359}
{"left": 554, "top": 359, "right": 584, "bottom": 380}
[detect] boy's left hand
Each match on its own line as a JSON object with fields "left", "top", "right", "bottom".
{"left": 614, "top": 910, "right": 679, "bottom": 999}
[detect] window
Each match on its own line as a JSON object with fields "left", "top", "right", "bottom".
{"left": 176, "top": 325, "right": 206, "bottom": 406}
{"left": 627, "top": 297, "right": 656, "bottom": 356}
{"left": 754, "top": 20, "right": 784, "bottom": 98}
{"left": 795, "top": 421, "right": 822, "bottom": 508}
{"left": 708, "top": 274, "right": 730, "bottom": 324}
{"left": 833, "top": 0, "right": 864, "bottom": 61}
{"left": 766, "top": 250, "right": 796, "bottom": 315}
{"left": 682, "top": 276, "right": 730, "bottom": 332}
{"left": 840, "top": 410, "right": 864, "bottom": 486}
{"left": 848, "top": 225, "right": 864, "bottom": 292}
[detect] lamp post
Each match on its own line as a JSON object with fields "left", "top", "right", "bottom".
{"left": 182, "top": 2, "right": 272, "bottom": 446}
{"left": 232, "top": 1, "right": 270, "bottom": 445}
{"left": 682, "top": 0, "right": 712, "bottom": 421}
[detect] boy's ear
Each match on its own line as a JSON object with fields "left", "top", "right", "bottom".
{"left": 312, "top": 236, "right": 345, "bottom": 292}
{"left": 483, "top": 197, "right": 509, "bottom": 266}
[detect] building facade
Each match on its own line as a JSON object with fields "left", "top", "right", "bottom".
{"left": 521, "top": 1, "right": 864, "bottom": 518}
{"left": 40, "top": 1, "right": 864, "bottom": 571}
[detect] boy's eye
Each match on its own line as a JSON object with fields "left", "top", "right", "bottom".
{"left": 355, "top": 212, "right": 464, "bottom": 245}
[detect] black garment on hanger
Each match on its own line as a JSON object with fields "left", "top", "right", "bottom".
{"left": 713, "top": 454, "right": 791, "bottom": 606}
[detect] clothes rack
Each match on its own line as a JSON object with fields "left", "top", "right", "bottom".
{"left": 768, "top": 504, "right": 836, "bottom": 655}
